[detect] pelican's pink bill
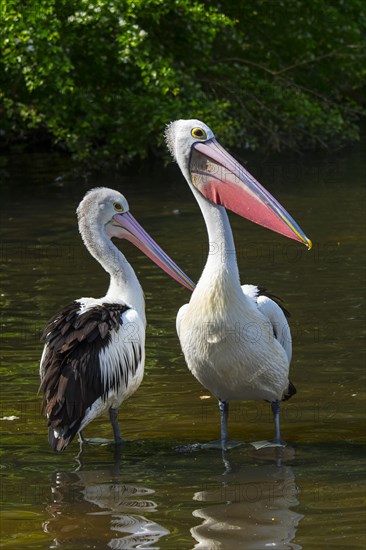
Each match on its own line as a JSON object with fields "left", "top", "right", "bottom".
{"left": 112, "top": 212, "right": 195, "bottom": 291}
{"left": 190, "top": 139, "right": 312, "bottom": 249}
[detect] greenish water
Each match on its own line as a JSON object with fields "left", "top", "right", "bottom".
{"left": 1, "top": 147, "right": 365, "bottom": 548}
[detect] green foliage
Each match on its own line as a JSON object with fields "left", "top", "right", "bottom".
{"left": 1, "top": 0, "right": 365, "bottom": 166}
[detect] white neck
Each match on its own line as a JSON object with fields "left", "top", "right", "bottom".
{"left": 190, "top": 185, "right": 241, "bottom": 293}
{"left": 79, "top": 221, "right": 145, "bottom": 318}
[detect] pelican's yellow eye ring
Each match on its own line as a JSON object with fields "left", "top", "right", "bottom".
{"left": 191, "top": 127, "right": 207, "bottom": 140}
{"left": 113, "top": 202, "right": 124, "bottom": 212}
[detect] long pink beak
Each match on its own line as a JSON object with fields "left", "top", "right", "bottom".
{"left": 111, "top": 211, "right": 195, "bottom": 291}
{"left": 190, "top": 139, "right": 312, "bottom": 248}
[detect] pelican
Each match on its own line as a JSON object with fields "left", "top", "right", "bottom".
{"left": 40, "top": 187, "right": 194, "bottom": 451}
{"left": 165, "top": 120, "right": 311, "bottom": 449}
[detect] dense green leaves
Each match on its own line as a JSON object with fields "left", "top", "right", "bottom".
{"left": 1, "top": 0, "right": 365, "bottom": 166}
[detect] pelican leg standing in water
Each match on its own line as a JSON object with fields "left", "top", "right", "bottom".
{"left": 165, "top": 120, "right": 311, "bottom": 449}
{"left": 40, "top": 187, "right": 194, "bottom": 451}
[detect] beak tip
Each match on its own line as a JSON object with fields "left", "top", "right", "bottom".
{"left": 306, "top": 238, "right": 313, "bottom": 251}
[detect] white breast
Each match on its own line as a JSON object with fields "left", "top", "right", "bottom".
{"left": 177, "top": 285, "right": 290, "bottom": 402}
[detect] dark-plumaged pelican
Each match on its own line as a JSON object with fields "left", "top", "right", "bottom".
{"left": 40, "top": 187, "right": 194, "bottom": 451}
{"left": 165, "top": 120, "right": 311, "bottom": 449}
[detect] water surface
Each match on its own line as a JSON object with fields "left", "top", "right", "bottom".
{"left": 1, "top": 146, "right": 365, "bottom": 548}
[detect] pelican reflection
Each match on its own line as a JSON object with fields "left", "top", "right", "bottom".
{"left": 191, "top": 450, "right": 303, "bottom": 549}
{"left": 43, "top": 468, "right": 169, "bottom": 548}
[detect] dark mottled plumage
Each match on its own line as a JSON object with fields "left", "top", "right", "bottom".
{"left": 40, "top": 300, "right": 140, "bottom": 451}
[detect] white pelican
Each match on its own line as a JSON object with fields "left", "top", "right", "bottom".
{"left": 165, "top": 120, "right": 311, "bottom": 449}
{"left": 40, "top": 187, "right": 194, "bottom": 451}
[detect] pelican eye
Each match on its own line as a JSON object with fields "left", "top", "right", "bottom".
{"left": 191, "top": 127, "right": 207, "bottom": 140}
{"left": 113, "top": 202, "right": 124, "bottom": 212}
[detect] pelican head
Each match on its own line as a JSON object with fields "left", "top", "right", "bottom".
{"left": 165, "top": 119, "right": 311, "bottom": 249}
{"left": 77, "top": 187, "right": 195, "bottom": 290}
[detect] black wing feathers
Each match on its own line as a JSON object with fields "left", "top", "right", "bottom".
{"left": 282, "top": 380, "right": 297, "bottom": 402}
{"left": 256, "top": 285, "right": 290, "bottom": 319}
{"left": 40, "top": 301, "right": 131, "bottom": 451}
{"left": 256, "top": 287, "right": 296, "bottom": 402}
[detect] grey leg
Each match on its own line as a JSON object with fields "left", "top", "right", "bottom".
{"left": 109, "top": 407, "right": 123, "bottom": 444}
{"left": 218, "top": 399, "right": 229, "bottom": 450}
{"left": 271, "top": 400, "right": 282, "bottom": 445}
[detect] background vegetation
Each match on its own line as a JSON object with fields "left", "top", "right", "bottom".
{"left": 1, "top": 0, "right": 365, "bottom": 167}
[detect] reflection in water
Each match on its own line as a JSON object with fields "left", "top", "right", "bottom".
{"left": 43, "top": 458, "right": 169, "bottom": 549}
{"left": 192, "top": 450, "right": 303, "bottom": 549}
